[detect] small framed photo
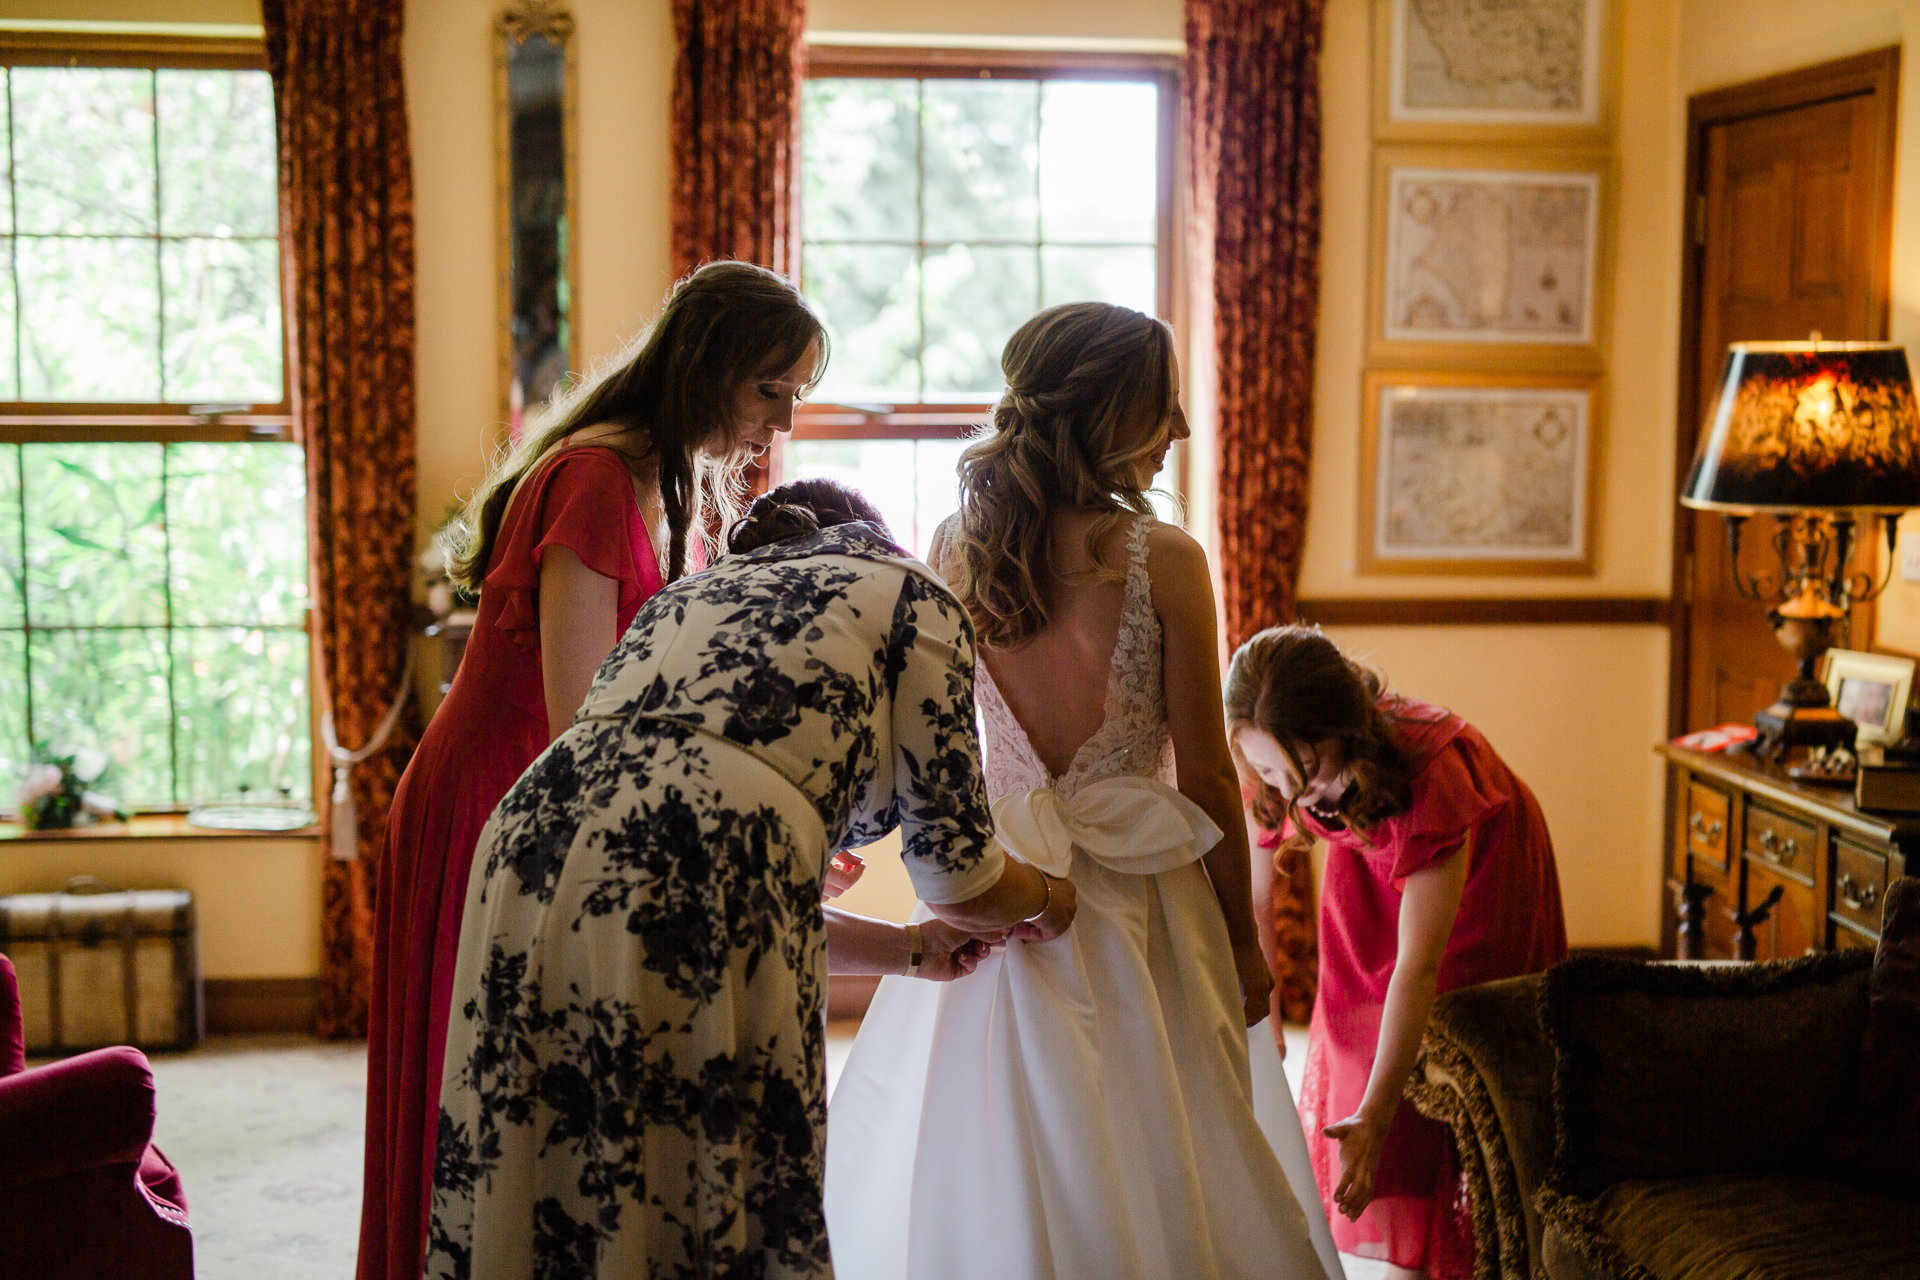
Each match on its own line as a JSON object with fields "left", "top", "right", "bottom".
{"left": 1357, "top": 369, "right": 1600, "bottom": 575}
{"left": 1822, "top": 649, "right": 1916, "bottom": 747}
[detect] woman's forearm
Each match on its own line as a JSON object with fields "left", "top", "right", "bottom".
{"left": 824, "top": 907, "right": 911, "bottom": 975}
{"left": 927, "top": 857, "right": 1049, "bottom": 932}
{"left": 1357, "top": 956, "right": 1442, "bottom": 1124}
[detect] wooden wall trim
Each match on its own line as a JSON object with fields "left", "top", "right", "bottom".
{"left": 204, "top": 977, "right": 320, "bottom": 1035}
{"left": 1295, "top": 596, "right": 1669, "bottom": 627}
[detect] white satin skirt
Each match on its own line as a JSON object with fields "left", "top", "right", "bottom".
{"left": 824, "top": 850, "right": 1346, "bottom": 1280}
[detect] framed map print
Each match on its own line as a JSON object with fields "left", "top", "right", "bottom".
{"left": 1358, "top": 370, "right": 1601, "bottom": 575}
{"left": 1368, "top": 147, "right": 1610, "bottom": 369}
{"left": 1373, "top": 0, "right": 1612, "bottom": 141}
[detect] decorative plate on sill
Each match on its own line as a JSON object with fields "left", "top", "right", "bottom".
{"left": 186, "top": 804, "right": 320, "bottom": 832}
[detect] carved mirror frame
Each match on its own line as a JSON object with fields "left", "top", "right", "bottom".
{"left": 495, "top": 0, "right": 579, "bottom": 438}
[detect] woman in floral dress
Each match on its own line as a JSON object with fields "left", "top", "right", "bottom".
{"left": 426, "top": 481, "right": 1072, "bottom": 1280}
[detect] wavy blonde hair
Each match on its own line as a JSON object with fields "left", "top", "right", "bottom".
{"left": 448, "top": 261, "right": 826, "bottom": 589}
{"left": 942, "top": 303, "right": 1177, "bottom": 649}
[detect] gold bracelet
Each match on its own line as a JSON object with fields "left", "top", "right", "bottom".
{"left": 1019, "top": 872, "right": 1054, "bottom": 925}
{"left": 903, "top": 922, "right": 924, "bottom": 977}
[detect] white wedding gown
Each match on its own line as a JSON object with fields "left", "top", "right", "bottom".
{"left": 825, "top": 516, "right": 1345, "bottom": 1280}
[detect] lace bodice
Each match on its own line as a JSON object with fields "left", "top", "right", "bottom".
{"left": 976, "top": 515, "right": 1175, "bottom": 803}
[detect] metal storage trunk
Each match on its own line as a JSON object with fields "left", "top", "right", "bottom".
{"left": 0, "top": 879, "right": 202, "bottom": 1054}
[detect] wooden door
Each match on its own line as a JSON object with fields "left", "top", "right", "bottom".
{"left": 1671, "top": 50, "right": 1900, "bottom": 735}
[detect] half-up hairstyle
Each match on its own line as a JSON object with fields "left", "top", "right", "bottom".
{"left": 943, "top": 303, "right": 1177, "bottom": 649}
{"left": 727, "top": 477, "right": 891, "bottom": 555}
{"left": 450, "top": 260, "right": 827, "bottom": 588}
{"left": 1224, "top": 625, "right": 1415, "bottom": 838}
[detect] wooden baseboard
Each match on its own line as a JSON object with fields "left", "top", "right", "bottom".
{"left": 828, "top": 974, "right": 881, "bottom": 1022}
{"left": 203, "top": 976, "right": 319, "bottom": 1034}
{"left": 1567, "top": 944, "right": 1660, "bottom": 963}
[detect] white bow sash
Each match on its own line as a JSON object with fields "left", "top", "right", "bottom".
{"left": 990, "top": 776, "right": 1224, "bottom": 878}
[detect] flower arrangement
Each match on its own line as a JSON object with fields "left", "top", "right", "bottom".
{"left": 15, "top": 744, "right": 129, "bottom": 830}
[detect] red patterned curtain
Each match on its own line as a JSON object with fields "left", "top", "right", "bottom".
{"left": 265, "top": 0, "right": 419, "bottom": 1039}
{"left": 672, "top": 0, "right": 807, "bottom": 498}
{"left": 1186, "top": 0, "right": 1325, "bottom": 1023}
{"left": 671, "top": 0, "right": 806, "bottom": 279}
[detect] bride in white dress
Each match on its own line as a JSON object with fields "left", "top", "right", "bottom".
{"left": 826, "top": 303, "right": 1344, "bottom": 1280}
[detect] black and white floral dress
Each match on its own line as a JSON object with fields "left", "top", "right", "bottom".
{"left": 426, "top": 523, "right": 1005, "bottom": 1280}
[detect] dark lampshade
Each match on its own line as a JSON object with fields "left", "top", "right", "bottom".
{"left": 1681, "top": 341, "right": 1920, "bottom": 512}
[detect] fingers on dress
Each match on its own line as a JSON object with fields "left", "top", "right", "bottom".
{"left": 825, "top": 515, "right": 1346, "bottom": 1280}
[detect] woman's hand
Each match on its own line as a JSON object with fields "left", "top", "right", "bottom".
{"left": 912, "top": 919, "right": 998, "bottom": 981}
{"left": 1008, "top": 871, "right": 1077, "bottom": 943}
{"left": 823, "top": 851, "right": 865, "bottom": 900}
{"left": 1230, "top": 939, "right": 1275, "bottom": 1027}
{"left": 1323, "top": 1109, "right": 1392, "bottom": 1220}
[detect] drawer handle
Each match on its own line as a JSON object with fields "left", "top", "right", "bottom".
{"left": 1839, "top": 872, "right": 1881, "bottom": 912}
{"left": 1690, "top": 813, "right": 1722, "bottom": 841}
{"left": 1758, "top": 830, "right": 1796, "bottom": 862}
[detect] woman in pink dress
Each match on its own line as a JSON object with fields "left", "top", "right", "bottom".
{"left": 356, "top": 262, "right": 828, "bottom": 1280}
{"left": 1226, "top": 625, "right": 1567, "bottom": 1280}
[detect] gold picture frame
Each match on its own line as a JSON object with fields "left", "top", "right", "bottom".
{"left": 496, "top": 0, "right": 581, "bottom": 438}
{"left": 1822, "top": 648, "right": 1916, "bottom": 747}
{"left": 1366, "top": 145, "right": 1613, "bottom": 372}
{"left": 1358, "top": 368, "right": 1603, "bottom": 576}
{"left": 1371, "top": 0, "right": 1617, "bottom": 145}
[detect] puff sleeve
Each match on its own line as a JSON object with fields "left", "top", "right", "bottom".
{"left": 1379, "top": 739, "right": 1507, "bottom": 888}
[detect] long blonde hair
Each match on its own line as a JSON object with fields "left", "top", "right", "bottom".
{"left": 942, "top": 303, "right": 1177, "bottom": 649}
{"left": 449, "top": 261, "right": 827, "bottom": 588}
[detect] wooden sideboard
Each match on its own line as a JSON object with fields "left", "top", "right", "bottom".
{"left": 1659, "top": 744, "right": 1909, "bottom": 959}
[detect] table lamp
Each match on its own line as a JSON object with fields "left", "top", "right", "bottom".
{"left": 1680, "top": 339, "right": 1920, "bottom": 758}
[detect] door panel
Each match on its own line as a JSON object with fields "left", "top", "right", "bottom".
{"left": 1681, "top": 81, "right": 1891, "bottom": 733}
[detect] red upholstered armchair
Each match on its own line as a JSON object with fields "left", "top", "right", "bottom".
{"left": 0, "top": 953, "right": 193, "bottom": 1279}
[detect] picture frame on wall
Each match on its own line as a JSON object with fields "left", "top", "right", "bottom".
{"left": 1373, "top": 0, "right": 1613, "bottom": 143}
{"left": 1367, "top": 146, "right": 1612, "bottom": 370}
{"left": 1822, "top": 649, "right": 1916, "bottom": 747}
{"left": 1358, "top": 369, "right": 1601, "bottom": 575}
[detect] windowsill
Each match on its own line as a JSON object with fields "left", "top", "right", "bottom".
{"left": 0, "top": 814, "right": 323, "bottom": 843}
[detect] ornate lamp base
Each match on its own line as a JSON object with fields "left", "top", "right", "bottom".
{"left": 1753, "top": 701, "right": 1857, "bottom": 761}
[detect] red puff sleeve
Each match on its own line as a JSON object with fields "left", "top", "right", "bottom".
{"left": 484, "top": 448, "right": 664, "bottom": 653}
{"left": 1379, "top": 737, "right": 1508, "bottom": 888}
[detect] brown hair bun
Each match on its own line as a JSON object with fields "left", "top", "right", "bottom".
{"left": 727, "top": 477, "right": 891, "bottom": 555}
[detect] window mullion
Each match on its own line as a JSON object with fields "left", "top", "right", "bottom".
{"left": 151, "top": 68, "right": 166, "bottom": 404}
{"left": 14, "top": 444, "right": 30, "bottom": 750}
{"left": 160, "top": 443, "right": 178, "bottom": 805}
{"left": 6, "top": 68, "right": 19, "bottom": 399}
{"left": 915, "top": 77, "right": 925, "bottom": 406}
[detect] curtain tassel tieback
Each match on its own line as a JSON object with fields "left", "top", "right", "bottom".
{"left": 319, "top": 637, "right": 416, "bottom": 862}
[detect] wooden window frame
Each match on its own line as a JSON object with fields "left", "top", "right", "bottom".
{"left": 793, "top": 46, "right": 1180, "bottom": 455}
{"left": 0, "top": 31, "right": 293, "bottom": 447}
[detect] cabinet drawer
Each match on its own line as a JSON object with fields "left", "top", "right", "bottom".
{"left": 1745, "top": 862, "right": 1819, "bottom": 961}
{"left": 1685, "top": 781, "right": 1731, "bottom": 870}
{"left": 1833, "top": 839, "right": 1889, "bottom": 934}
{"left": 1745, "top": 804, "right": 1815, "bottom": 885}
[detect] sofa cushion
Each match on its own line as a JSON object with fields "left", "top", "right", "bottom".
{"left": 1593, "top": 1175, "right": 1920, "bottom": 1280}
{"left": 1540, "top": 952, "right": 1873, "bottom": 1196}
{"left": 1821, "top": 876, "right": 1920, "bottom": 1196}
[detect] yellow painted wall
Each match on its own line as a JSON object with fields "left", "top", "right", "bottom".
{"left": 1677, "top": 0, "right": 1920, "bottom": 657}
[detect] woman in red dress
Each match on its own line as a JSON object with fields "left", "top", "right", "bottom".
{"left": 356, "top": 262, "right": 829, "bottom": 1280}
{"left": 1226, "top": 625, "right": 1567, "bottom": 1280}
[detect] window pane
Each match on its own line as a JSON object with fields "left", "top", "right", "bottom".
{"left": 168, "top": 442, "right": 307, "bottom": 626}
{"left": 18, "top": 236, "right": 162, "bottom": 400}
{"left": 923, "top": 244, "right": 1035, "bottom": 399}
{"left": 162, "top": 237, "right": 284, "bottom": 402}
{"left": 1040, "top": 245, "right": 1157, "bottom": 314}
{"left": 0, "top": 238, "right": 15, "bottom": 400}
{"left": 28, "top": 627, "right": 174, "bottom": 808}
{"left": 0, "top": 444, "right": 19, "bottom": 628}
{"left": 804, "top": 242, "right": 919, "bottom": 404}
{"left": 0, "top": 631, "right": 24, "bottom": 786}
{"left": 174, "top": 626, "right": 310, "bottom": 804}
{"left": 786, "top": 438, "right": 918, "bottom": 542}
{"left": 1039, "top": 82, "right": 1158, "bottom": 244}
{"left": 23, "top": 443, "right": 168, "bottom": 627}
{"left": 911, "top": 438, "right": 968, "bottom": 560}
{"left": 0, "top": 71, "right": 10, "bottom": 236}
{"left": 803, "top": 79, "right": 919, "bottom": 243}
{"left": 13, "top": 68, "right": 157, "bottom": 235}
{"left": 923, "top": 80, "right": 1038, "bottom": 243}
{"left": 157, "top": 69, "right": 276, "bottom": 238}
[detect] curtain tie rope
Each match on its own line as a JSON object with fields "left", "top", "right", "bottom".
{"left": 319, "top": 637, "right": 416, "bottom": 863}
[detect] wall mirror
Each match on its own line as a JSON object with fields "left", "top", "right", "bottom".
{"left": 496, "top": 0, "right": 578, "bottom": 438}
